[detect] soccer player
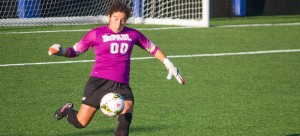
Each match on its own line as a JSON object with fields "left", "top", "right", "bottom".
{"left": 48, "top": 0, "right": 185, "bottom": 135}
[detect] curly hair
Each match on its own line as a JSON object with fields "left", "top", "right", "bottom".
{"left": 107, "top": 0, "right": 131, "bottom": 19}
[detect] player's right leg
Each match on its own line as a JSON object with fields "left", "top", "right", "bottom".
{"left": 75, "top": 104, "right": 97, "bottom": 127}
{"left": 54, "top": 103, "right": 97, "bottom": 129}
{"left": 54, "top": 102, "right": 73, "bottom": 120}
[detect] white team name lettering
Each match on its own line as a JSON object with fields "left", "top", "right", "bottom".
{"left": 102, "top": 34, "right": 132, "bottom": 42}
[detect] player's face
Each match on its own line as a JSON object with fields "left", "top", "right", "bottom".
{"left": 108, "top": 12, "right": 127, "bottom": 33}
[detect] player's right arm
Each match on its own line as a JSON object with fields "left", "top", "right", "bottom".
{"left": 48, "top": 43, "right": 82, "bottom": 57}
{"left": 48, "top": 29, "right": 96, "bottom": 57}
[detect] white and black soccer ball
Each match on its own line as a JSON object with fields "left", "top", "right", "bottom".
{"left": 100, "top": 93, "right": 125, "bottom": 117}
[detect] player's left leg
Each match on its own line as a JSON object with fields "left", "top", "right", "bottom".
{"left": 114, "top": 100, "right": 133, "bottom": 136}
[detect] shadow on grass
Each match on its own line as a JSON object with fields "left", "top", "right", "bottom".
{"left": 287, "top": 134, "right": 300, "bottom": 136}
{"left": 65, "top": 125, "right": 167, "bottom": 136}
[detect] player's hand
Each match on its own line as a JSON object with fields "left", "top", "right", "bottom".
{"left": 48, "top": 44, "right": 66, "bottom": 56}
{"left": 163, "top": 58, "right": 185, "bottom": 85}
{"left": 167, "top": 67, "right": 185, "bottom": 84}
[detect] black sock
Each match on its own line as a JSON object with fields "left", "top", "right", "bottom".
{"left": 114, "top": 113, "right": 132, "bottom": 136}
{"left": 64, "top": 108, "right": 85, "bottom": 129}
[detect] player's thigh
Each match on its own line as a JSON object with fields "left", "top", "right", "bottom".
{"left": 77, "top": 104, "right": 97, "bottom": 126}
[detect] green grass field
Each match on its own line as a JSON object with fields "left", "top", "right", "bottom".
{"left": 1, "top": 15, "right": 300, "bottom": 136}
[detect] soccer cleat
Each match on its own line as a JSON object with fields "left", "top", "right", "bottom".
{"left": 54, "top": 102, "right": 73, "bottom": 120}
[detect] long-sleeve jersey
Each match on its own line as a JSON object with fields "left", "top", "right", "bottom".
{"left": 74, "top": 25, "right": 159, "bottom": 84}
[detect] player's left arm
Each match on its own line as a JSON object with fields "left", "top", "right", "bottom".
{"left": 154, "top": 49, "right": 185, "bottom": 85}
{"left": 136, "top": 30, "right": 185, "bottom": 84}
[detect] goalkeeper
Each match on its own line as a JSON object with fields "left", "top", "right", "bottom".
{"left": 49, "top": 0, "right": 185, "bottom": 135}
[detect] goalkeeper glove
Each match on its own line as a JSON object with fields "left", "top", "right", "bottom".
{"left": 163, "top": 58, "right": 185, "bottom": 85}
{"left": 48, "top": 44, "right": 66, "bottom": 56}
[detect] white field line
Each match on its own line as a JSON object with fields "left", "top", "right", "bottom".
{"left": 0, "top": 49, "right": 299, "bottom": 67}
{"left": 1, "top": 22, "right": 300, "bottom": 35}
{"left": 215, "top": 22, "right": 300, "bottom": 28}
{"left": 0, "top": 29, "right": 91, "bottom": 35}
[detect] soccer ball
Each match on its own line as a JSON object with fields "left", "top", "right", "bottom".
{"left": 100, "top": 93, "right": 125, "bottom": 117}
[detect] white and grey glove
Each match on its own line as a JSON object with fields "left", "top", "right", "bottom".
{"left": 48, "top": 44, "right": 67, "bottom": 56}
{"left": 163, "top": 58, "right": 185, "bottom": 84}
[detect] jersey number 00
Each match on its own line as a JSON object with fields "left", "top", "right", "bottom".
{"left": 110, "top": 43, "right": 129, "bottom": 55}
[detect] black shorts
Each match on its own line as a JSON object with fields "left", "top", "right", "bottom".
{"left": 82, "top": 76, "right": 134, "bottom": 109}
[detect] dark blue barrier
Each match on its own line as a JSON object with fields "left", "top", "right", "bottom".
{"left": 18, "top": 0, "right": 40, "bottom": 18}
{"left": 233, "top": 0, "right": 246, "bottom": 16}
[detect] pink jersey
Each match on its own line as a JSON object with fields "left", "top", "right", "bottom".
{"left": 74, "top": 25, "right": 159, "bottom": 84}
